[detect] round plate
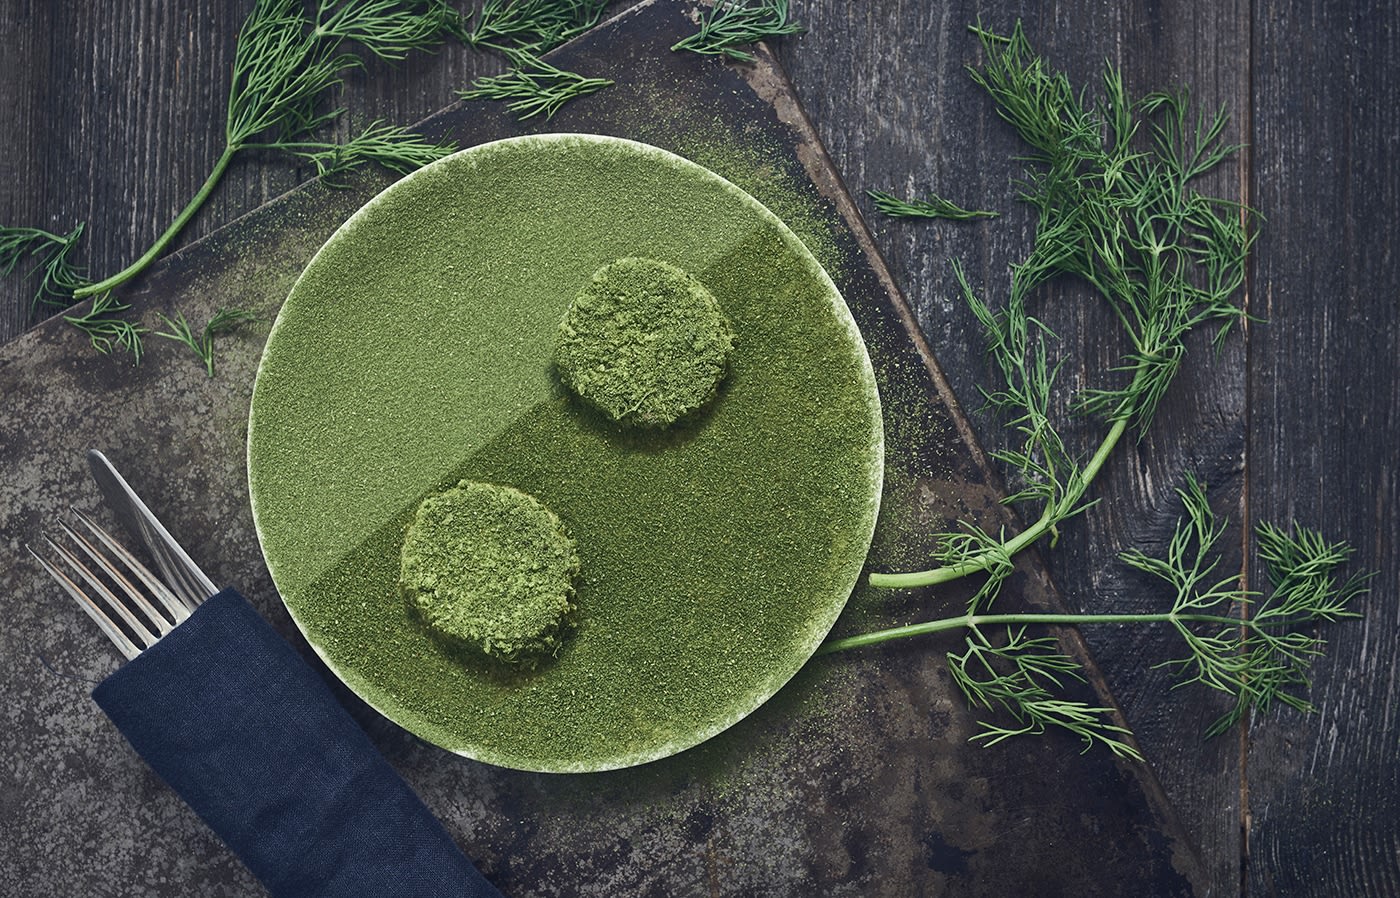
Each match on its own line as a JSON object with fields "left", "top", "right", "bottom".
{"left": 248, "top": 134, "right": 883, "bottom": 772}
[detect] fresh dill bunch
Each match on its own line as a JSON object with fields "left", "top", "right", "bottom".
{"left": 822, "top": 474, "right": 1370, "bottom": 757}
{"left": 0, "top": 224, "right": 90, "bottom": 312}
{"left": 459, "top": 47, "right": 614, "bottom": 120}
{"left": 155, "top": 308, "right": 258, "bottom": 378}
{"left": 671, "top": 0, "right": 805, "bottom": 62}
{"left": 456, "top": 0, "right": 615, "bottom": 120}
{"left": 834, "top": 22, "right": 1364, "bottom": 758}
{"left": 868, "top": 22, "right": 1252, "bottom": 600}
{"left": 63, "top": 293, "right": 147, "bottom": 362}
{"left": 867, "top": 189, "right": 998, "bottom": 221}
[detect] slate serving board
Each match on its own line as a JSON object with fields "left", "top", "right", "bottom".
{"left": 0, "top": 2, "right": 1205, "bottom": 894}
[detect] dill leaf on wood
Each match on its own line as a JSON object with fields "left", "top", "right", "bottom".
{"left": 867, "top": 189, "right": 998, "bottom": 221}
{"left": 155, "top": 308, "right": 257, "bottom": 377}
{"left": 0, "top": 224, "right": 90, "bottom": 313}
{"left": 456, "top": 0, "right": 615, "bottom": 120}
{"left": 63, "top": 293, "right": 147, "bottom": 362}
{"left": 869, "top": 22, "right": 1252, "bottom": 592}
{"left": 671, "top": 0, "right": 805, "bottom": 61}
{"left": 459, "top": 48, "right": 614, "bottom": 120}
{"left": 465, "top": 0, "right": 611, "bottom": 54}
{"left": 34, "top": 0, "right": 459, "bottom": 312}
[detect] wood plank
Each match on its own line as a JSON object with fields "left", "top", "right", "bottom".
{"left": 1245, "top": 1, "right": 1400, "bottom": 894}
{"left": 778, "top": 1, "right": 1249, "bottom": 893}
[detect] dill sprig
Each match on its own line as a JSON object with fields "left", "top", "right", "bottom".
{"left": 63, "top": 293, "right": 147, "bottom": 362}
{"left": 245, "top": 119, "right": 457, "bottom": 185}
{"left": 868, "top": 22, "right": 1252, "bottom": 599}
{"left": 53, "top": 0, "right": 459, "bottom": 305}
{"left": 465, "top": 0, "right": 610, "bottom": 53}
{"left": 456, "top": 0, "right": 615, "bottom": 120}
{"left": 867, "top": 189, "right": 998, "bottom": 221}
{"left": 949, "top": 625, "right": 1138, "bottom": 758}
{"left": 822, "top": 475, "right": 1370, "bottom": 755}
{"left": 1123, "top": 476, "right": 1369, "bottom": 736}
{"left": 0, "top": 224, "right": 90, "bottom": 312}
{"left": 155, "top": 308, "right": 258, "bottom": 377}
{"left": 834, "top": 22, "right": 1366, "bottom": 756}
{"left": 671, "top": 0, "right": 805, "bottom": 62}
{"left": 459, "top": 48, "right": 614, "bottom": 120}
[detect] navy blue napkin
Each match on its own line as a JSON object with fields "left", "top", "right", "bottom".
{"left": 92, "top": 587, "right": 504, "bottom": 898}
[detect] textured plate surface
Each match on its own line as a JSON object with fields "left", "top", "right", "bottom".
{"left": 248, "top": 134, "right": 883, "bottom": 772}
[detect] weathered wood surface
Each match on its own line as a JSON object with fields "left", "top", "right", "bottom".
{"left": 1, "top": 1, "right": 1395, "bottom": 896}
{"left": 1244, "top": 3, "right": 1400, "bottom": 895}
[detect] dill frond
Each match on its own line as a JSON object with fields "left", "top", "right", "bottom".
{"left": 63, "top": 293, "right": 146, "bottom": 362}
{"left": 251, "top": 120, "right": 458, "bottom": 185}
{"left": 459, "top": 48, "right": 613, "bottom": 120}
{"left": 949, "top": 625, "right": 1140, "bottom": 759}
{"left": 155, "top": 308, "right": 257, "bottom": 377}
{"left": 1120, "top": 475, "right": 1369, "bottom": 738}
{"left": 0, "top": 224, "right": 91, "bottom": 313}
{"left": 870, "top": 22, "right": 1253, "bottom": 592}
{"left": 868, "top": 189, "right": 998, "bottom": 221}
{"left": 67, "top": 0, "right": 459, "bottom": 303}
{"left": 456, "top": 1, "right": 615, "bottom": 120}
{"left": 466, "top": 0, "right": 611, "bottom": 54}
{"left": 671, "top": 0, "right": 805, "bottom": 62}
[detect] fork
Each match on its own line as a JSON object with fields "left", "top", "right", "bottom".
{"left": 27, "top": 449, "right": 213, "bottom": 660}
{"left": 28, "top": 508, "right": 199, "bottom": 660}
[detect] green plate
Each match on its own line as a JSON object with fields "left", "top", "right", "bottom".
{"left": 248, "top": 134, "right": 883, "bottom": 772}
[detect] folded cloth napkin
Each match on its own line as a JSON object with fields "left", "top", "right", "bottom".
{"left": 92, "top": 587, "right": 504, "bottom": 898}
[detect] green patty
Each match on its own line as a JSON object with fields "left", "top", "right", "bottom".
{"left": 400, "top": 480, "right": 580, "bottom": 667}
{"left": 554, "top": 257, "right": 735, "bottom": 427}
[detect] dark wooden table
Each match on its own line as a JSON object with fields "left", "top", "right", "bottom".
{"left": 2, "top": 2, "right": 1396, "bottom": 896}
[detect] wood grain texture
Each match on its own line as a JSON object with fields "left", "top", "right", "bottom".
{"left": 776, "top": 1, "right": 1249, "bottom": 892}
{"left": 1245, "top": 1, "right": 1400, "bottom": 894}
{"left": 0, "top": 0, "right": 1396, "bottom": 895}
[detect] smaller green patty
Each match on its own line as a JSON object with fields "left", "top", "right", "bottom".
{"left": 400, "top": 480, "right": 580, "bottom": 667}
{"left": 554, "top": 256, "right": 735, "bottom": 427}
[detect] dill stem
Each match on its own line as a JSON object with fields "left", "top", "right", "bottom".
{"left": 869, "top": 414, "right": 1131, "bottom": 588}
{"left": 817, "top": 609, "right": 1238, "bottom": 655}
{"left": 73, "top": 145, "right": 238, "bottom": 299}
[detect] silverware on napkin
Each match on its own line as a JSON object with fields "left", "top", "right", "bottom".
{"left": 32, "top": 450, "right": 505, "bottom": 898}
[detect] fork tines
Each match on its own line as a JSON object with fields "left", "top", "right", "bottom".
{"left": 28, "top": 509, "right": 198, "bottom": 661}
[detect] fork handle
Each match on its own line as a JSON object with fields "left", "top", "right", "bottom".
{"left": 92, "top": 587, "right": 504, "bottom": 898}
